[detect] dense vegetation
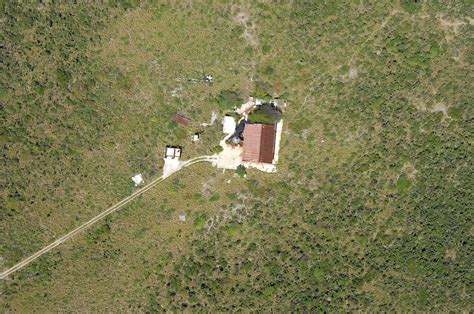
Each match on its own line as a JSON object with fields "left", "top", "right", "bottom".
{"left": 214, "top": 90, "right": 243, "bottom": 112}
{"left": 248, "top": 104, "right": 282, "bottom": 124}
{"left": 2, "top": 1, "right": 473, "bottom": 312}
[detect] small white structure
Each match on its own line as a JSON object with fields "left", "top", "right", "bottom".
{"left": 191, "top": 133, "right": 200, "bottom": 142}
{"left": 223, "top": 116, "right": 236, "bottom": 135}
{"left": 178, "top": 214, "right": 186, "bottom": 222}
{"left": 163, "top": 146, "right": 182, "bottom": 178}
{"left": 164, "top": 146, "right": 181, "bottom": 159}
{"left": 131, "top": 174, "right": 143, "bottom": 186}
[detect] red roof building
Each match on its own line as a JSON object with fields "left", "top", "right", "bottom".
{"left": 242, "top": 124, "right": 276, "bottom": 164}
{"left": 173, "top": 112, "right": 191, "bottom": 126}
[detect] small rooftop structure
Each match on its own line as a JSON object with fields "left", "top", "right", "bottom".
{"left": 242, "top": 124, "right": 276, "bottom": 164}
{"left": 164, "top": 146, "right": 182, "bottom": 159}
{"left": 229, "top": 119, "right": 246, "bottom": 145}
{"left": 191, "top": 133, "right": 200, "bottom": 142}
{"left": 173, "top": 112, "right": 191, "bottom": 126}
{"left": 223, "top": 116, "right": 236, "bottom": 135}
{"left": 163, "top": 146, "right": 182, "bottom": 178}
{"left": 131, "top": 174, "right": 143, "bottom": 186}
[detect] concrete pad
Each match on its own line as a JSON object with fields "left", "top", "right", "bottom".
{"left": 272, "top": 119, "right": 283, "bottom": 164}
{"left": 223, "top": 116, "right": 236, "bottom": 135}
{"left": 216, "top": 140, "right": 242, "bottom": 170}
{"left": 163, "top": 158, "right": 182, "bottom": 178}
{"left": 242, "top": 161, "right": 277, "bottom": 173}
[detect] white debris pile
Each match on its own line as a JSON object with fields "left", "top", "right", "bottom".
{"left": 222, "top": 116, "right": 236, "bottom": 135}
{"left": 131, "top": 174, "right": 143, "bottom": 186}
{"left": 178, "top": 214, "right": 186, "bottom": 222}
{"left": 236, "top": 97, "right": 257, "bottom": 115}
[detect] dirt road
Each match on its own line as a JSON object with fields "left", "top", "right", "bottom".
{"left": 0, "top": 156, "right": 216, "bottom": 280}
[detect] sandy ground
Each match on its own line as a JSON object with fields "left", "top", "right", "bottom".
{"left": 162, "top": 158, "right": 182, "bottom": 178}
{"left": 216, "top": 139, "right": 242, "bottom": 170}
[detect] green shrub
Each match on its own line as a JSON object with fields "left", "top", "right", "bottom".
{"left": 193, "top": 215, "right": 207, "bottom": 231}
{"left": 312, "top": 266, "right": 324, "bottom": 281}
{"left": 212, "top": 145, "right": 224, "bottom": 154}
{"left": 395, "top": 174, "right": 411, "bottom": 194}
{"left": 247, "top": 112, "right": 274, "bottom": 124}
{"left": 288, "top": 117, "right": 312, "bottom": 132}
{"left": 264, "top": 66, "right": 274, "bottom": 76}
{"left": 248, "top": 104, "right": 281, "bottom": 124}
{"left": 224, "top": 223, "right": 241, "bottom": 236}
{"left": 209, "top": 193, "right": 220, "bottom": 202}
{"left": 214, "top": 90, "right": 242, "bottom": 111}
{"left": 254, "top": 81, "right": 272, "bottom": 101}
{"left": 235, "top": 165, "right": 246, "bottom": 178}
{"left": 401, "top": 0, "right": 421, "bottom": 13}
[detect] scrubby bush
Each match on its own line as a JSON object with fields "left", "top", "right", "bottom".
{"left": 211, "top": 145, "right": 224, "bottom": 154}
{"left": 254, "top": 81, "right": 273, "bottom": 101}
{"left": 214, "top": 90, "right": 242, "bottom": 111}
{"left": 235, "top": 165, "right": 247, "bottom": 178}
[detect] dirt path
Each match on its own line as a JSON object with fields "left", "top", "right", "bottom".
{"left": 232, "top": 4, "right": 258, "bottom": 47}
{"left": 0, "top": 156, "right": 217, "bottom": 280}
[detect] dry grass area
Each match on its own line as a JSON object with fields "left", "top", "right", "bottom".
{"left": 5, "top": 163, "right": 248, "bottom": 311}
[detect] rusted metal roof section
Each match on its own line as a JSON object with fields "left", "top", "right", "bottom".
{"left": 173, "top": 112, "right": 191, "bottom": 126}
{"left": 242, "top": 124, "right": 276, "bottom": 164}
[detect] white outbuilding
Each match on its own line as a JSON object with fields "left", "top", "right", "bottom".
{"left": 222, "top": 116, "right": 236, "bottom": 135}
{"left": 132, "top": 174, "right": 143, "bottom": 186}
{"left": 191, "top": 133, "right": 200, "bottom": 142}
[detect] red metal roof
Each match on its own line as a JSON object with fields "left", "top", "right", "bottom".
{"left": 173, "top": 112, "right": 191, "bottom": 126}
{"left": 242, "top": 124, "right": 276, "bottom": 164}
